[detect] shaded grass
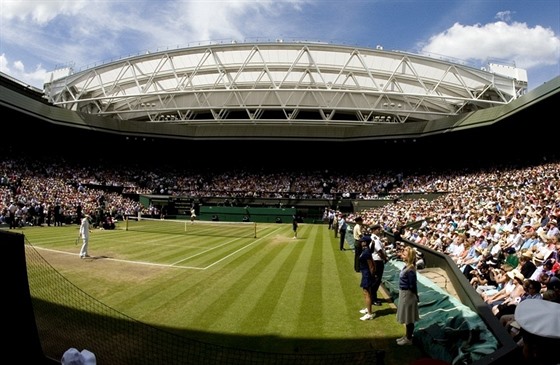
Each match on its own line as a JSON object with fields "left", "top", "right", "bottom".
{"left": 14, "top": 222, "right": 426, "bottom": 364}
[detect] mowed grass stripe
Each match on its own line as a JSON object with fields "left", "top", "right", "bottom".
{"left": 95, "top": 229, "right": 241, "bottom": 266}
{"left": 180, "top": 237, "right": 257, "bottom": 267}
{"left": 121, "top": 230, "right": 288, "bottom": 323}
{"left": 93, "top": 239, "right": 257, "bottom": 315}
{"left": 112, "top": 230, "right": 204, "bottom": 261}
{"left": 294, "top": 225, "right": 325, "bottom": 337}
{"left": 186, "top": 229, "right": 299, "bottom": 335}
{"left": 119, "top": 227, "right": 291, "bottom": 332}
{"left": 122, "top": 236, "right": 191, "bottom": 262}
{"left": 328, "top": 230, "right": 367, "bottom": 328}
{"left": 263, "top": 235, "right": 315, "bottom": 337}
{"left": 230, "top": 231, "right": 310, "bottom": 351}
{"left": 321, "top": 227, "right": 360, "bottom": 337}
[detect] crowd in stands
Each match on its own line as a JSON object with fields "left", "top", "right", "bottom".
{"left": 0, "top": 152, "right": 416, "bottom": 228}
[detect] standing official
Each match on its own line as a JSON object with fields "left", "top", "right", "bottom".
{"left": 370, "top": 224, "right": 388, "bottom": 306}
{"left": 353, "top": 216, "right": 364, "bottom": 272}
{"left": 338, "top": 214, "right": 347, "bottom": 250}
{"left": 396, "top": 246, "right": 420, "bottom": 346}
{"left": 358, "top": 237, "right": 375, "bottom": 321}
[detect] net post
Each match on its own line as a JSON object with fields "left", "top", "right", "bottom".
{"left": 254, "top": 222, "right": 257, "bottom": 238}
{"left": 125, "top": 215, "right": 129, "bottom": 231}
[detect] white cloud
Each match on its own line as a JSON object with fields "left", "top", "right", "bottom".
{"left": 1, "top": 0, "right": 316, "bottom": 88}
{"left": 0, "top": 53, "right": 48, "bottom": 87}
{"left": 1, "top": 2, "right": 558, "bottom": 89}
{"left": 0, "top": 0, "right": 88, "bottom": 25}
{"left": 143, "top": 1, "right": 312, "bottom": 46}
{"left": 12, "top": 60, "right": 25, "bottom": 72}
{"left": 495, "top": 11, "right": 514, "bottom": 22}
{"left": 420, "top": 21, "right": 560, "bottom": 70}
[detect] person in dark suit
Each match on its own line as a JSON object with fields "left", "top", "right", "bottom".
{"left": 338, "top": 214, "right": 347, "bottom": 250}
{"left": 54, "top": 201, "right": 63, "bottom": 226}
{"left": 358, "top": 237, "right": 375, "bottom": 321}
{"left": 370, "top": 224, "right": 388, "bottom": 306}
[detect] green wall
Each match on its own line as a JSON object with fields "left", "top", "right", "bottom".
{"left": 200, "top": 206, "right": 296, "bottom": 223}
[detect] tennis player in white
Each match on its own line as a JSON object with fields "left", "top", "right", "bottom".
{"left": 79, "top": 214, "right": 92, "bottom": 259}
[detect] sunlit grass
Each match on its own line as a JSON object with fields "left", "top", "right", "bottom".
{"left": 14, "top": 222, "right": 425, "bottom": 364}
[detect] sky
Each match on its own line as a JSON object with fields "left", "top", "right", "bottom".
{"left": 1, "top": 0, "right": 559, "bottom": 91}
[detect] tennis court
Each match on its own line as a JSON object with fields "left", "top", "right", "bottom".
{"left": 17, "top": 221, "right": 424, "bottom": 364}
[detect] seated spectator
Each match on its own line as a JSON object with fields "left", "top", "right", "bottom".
{"left": 502, "top": 247, "right": 519, "bottom": 272}
{"left": 518, "top": 250, "right": 537, "bottom": 280}
{"left": 538, "top": 271, "right": 560, "bottom": 293}
{"left": 498, "top": 279, "right": 542, "bottom": 322}
{"left": 446, "top": 233, "right": 466, "bottom": 260}
{"left": 545, "top": 258, "right": 559, "bottom": 275}
{"left": 529, "top": 252, "right": 547, "bottom": 280}
{"left": 542, "top": 288, "right": 560, "bottom": 303}
{"left": 541, "top": 235, "right": 559, "bottom": 262}
{"left": 541, "top": 258, "right": 557, "bottom": 276}
{"left": 461, "top": 246, "right": 487, "bottom": 281}
{"left": 499, "top": 279, "right": 543, "bottom": 332}
{"left": 490, "top": 270, "right": 525, "bottom": 317}
{"left": 483, "top": 269, "right": 520, "bottom": 305}
{"left": 469, "top": 262, "right": 492, "bottom": 290}
{"left": 476, "top": 266, "right": 506, "bottom": 296}
{"left": 520, "top": 230, "right": 541, "bottom": 251}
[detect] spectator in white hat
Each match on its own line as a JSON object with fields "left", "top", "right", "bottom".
{"left": 61, "top": 348, "right": 96, "bottom": 365}
{"left": 546, "top": 219, "right": 559, "bottom": 238}
{"left": 529, "top": 252, "right": 547, "bottom": 281}
{"left": 514, "top": 299, "right": 560, "bottom": 364}
{"left": 483, "top": 269, "right": 523, "bottom": 308}
{"left": 518, "top": 250, "right": 536, "bottom": 278}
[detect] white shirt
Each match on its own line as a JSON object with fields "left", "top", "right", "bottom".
{"left": 79, "top": 217, "right": 90, "bottom": 239}
{"left": 370, "top": 233, "right": 386, "bottom": 261}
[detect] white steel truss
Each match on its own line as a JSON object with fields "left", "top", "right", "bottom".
{"left": 43, "top": 42, "right": 527, "bottom": 126}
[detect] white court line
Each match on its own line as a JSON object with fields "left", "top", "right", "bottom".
{"left": 28, "top": 226, "right": 283, "bottom": 270}
{"left": 170, "top": 226, "right": 282, "bottom": 268}
{"left": 28, "top": 246, "right": 203, "bottom": 269}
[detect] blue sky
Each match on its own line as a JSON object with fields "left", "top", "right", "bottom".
{"left": 1, "top": 0, "right": 559, "bottom": 90}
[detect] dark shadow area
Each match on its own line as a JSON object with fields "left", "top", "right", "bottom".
{"left": 34, "top": 298, "right": 387, "bottom": 365}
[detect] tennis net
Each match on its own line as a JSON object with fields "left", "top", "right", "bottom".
{"left": 125, "top": 216, "right": 257, "bottom": 238}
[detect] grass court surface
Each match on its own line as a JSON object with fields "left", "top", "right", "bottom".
{"left": 15, "top": 220, "right": 425, "bottom": 364}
